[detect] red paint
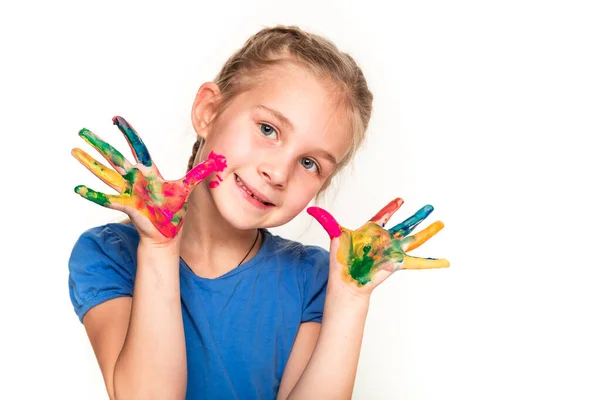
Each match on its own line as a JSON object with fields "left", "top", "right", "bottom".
{"left": 369, "top": 197, "right": 404, "bottom": 225}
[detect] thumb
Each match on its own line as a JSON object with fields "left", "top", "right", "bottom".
{"left": 307, "top": 206, "right": 342, "bottom": 239}
{"left": 182, "top": 151, "right": 227, "bottom": 188}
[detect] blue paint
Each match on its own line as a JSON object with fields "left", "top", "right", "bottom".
{"left": 388, "top": 204, "right": 434, "bottom": 237}
{"left": 113, "top": 116, "right": 153, "bottom": 167}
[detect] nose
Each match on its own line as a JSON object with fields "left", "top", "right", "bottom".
{"left": 258, "top": 155, "right": 293, "bottom": 190}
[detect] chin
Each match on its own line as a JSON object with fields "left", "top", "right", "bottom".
{"left": 213, "top": 196, "right": 299, "bottom": 231}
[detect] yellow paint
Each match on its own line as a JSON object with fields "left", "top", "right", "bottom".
{"left": 72, "top": 148, "right": 127, "bottom": 192}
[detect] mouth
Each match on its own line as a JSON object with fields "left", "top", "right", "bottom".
{"left": 234, "top": 174, "right": 275, "bottom": 207}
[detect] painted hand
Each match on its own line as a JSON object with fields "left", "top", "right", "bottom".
{"left": 308, "top": 198, "right": 449, "bottom": 292}
{"left": 72, "top": 116, "right": 227, "bottom": 239}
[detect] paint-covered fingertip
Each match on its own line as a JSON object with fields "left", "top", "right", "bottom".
{"left": 206, "top": 151, "right": 228, "bottom": 172}
{"left": 307, "top": 206, "right": 342, "bottom": 238}
{"left": 74, "top": 185, "right": 87, "bottom": 195}
{"left": 112, "top": 116, "right": 125, "bottom": 126}
{"left": 78, "top": 128, "right": 90, "bottom": 137}
{"left": 422, "top": 204, "right": 434, "bottom": 213}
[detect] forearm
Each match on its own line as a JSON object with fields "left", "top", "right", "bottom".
{"left": 287, "top": 284, "right": 370, "bottom": 399}
{"left": 113, "top": 241, "right": 187, "bottom": 399}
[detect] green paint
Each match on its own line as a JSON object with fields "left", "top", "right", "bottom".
{"left": 171, "top": 214, "right": 182, "bottom": 226}
{"left": 170, "top": 204, "right": 188, "bottom": 226}
{"left": 349, "top": 245, "right": 375, "bottom": 286}
{"left": 122, "top": 169, "right": 137, "bottom": 195}
{"left": 92, "top": 161, "right": 106, "bottom": 172}
{"left": 383, "top": 240, "right": 405, "bottom": 260}
{"left": 79, "top": 128, "right": 126, "bottom": 167}
{"left": 145, "top": 180, "right": 164, "bottom": 204}
{"left": 75, "top": 185, "right": 110, "bottom": 206}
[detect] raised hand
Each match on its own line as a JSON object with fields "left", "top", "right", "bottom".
{"left": 72, "top": 116, "right": 227, "bottom": 239}
{"left": 308, "top": 198, "right": 449, "bottom": 291}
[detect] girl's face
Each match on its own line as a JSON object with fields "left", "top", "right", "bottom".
{"left": 193, "top": 66, "right": 352, "bottom": 230}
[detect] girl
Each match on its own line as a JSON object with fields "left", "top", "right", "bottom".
{"left": 69, "top": 25, "right": 448, "bottom": 399}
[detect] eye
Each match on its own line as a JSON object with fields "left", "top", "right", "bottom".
{"left": 300, "top": 157, "right": 320, "bottom": 174}
{"left": 259, "top": 123, "right": 278, "bottom": 139}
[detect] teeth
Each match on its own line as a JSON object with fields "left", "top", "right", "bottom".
{"left": 236, "top": 175, "right": 269, "bottom": 205}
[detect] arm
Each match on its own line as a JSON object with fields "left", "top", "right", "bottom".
{"left": 282, "top": 285, "right": 369, "bottom": 399}
{"left": 83, "top": 242, "right": 186, "bottom": 400}
{"left": 72, "top": 116, "right": 227, "bottom": 399}
{"left": 276, "top": 322, "right": 321, "bottom": 399}
{"left": 281, "top": 200, "right": 449, "bottom": 398}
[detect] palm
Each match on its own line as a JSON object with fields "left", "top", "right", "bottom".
{"left": 308, "top": 198, "right": 449, "bottom": 290}
{"left": 71, "top": 116, "right": 226, "bottom": 238}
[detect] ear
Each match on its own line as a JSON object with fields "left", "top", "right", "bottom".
{"left": 191, "top": 82, "right": 222, "bottom": 140}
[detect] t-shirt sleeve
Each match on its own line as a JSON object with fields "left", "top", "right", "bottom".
{"left": 68, "top": 224, "right": 137, "bottom": 323}
{"left": 301, "top": 246, "right": 330, "bottom": 323}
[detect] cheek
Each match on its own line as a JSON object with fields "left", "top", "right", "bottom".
{"left": 203, "top": 123, "right": 256, "bottom": 163}
{"left": 286, "top": 175, "right": 322, "bottom": 209}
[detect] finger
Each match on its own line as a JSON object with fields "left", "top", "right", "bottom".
{"left": 399, "top": 254, "right": 450, "bottom": 270}
{"left": 74, "top": 185, "right": 120, "bottom": 207}
{"left": 368, "top": 197, "right": 404, "bottom": 227}
{"left": 401, "top": 221, "right": 445, "bottom": 252}
{"left": 182, "top": 151, "right": 227, "bottom": 188}
{"left": 78, "top": 128, "right": 132, "bottom": 174}
{"left": 71, "top": 148, "right": 127, "bottom": 193}
{"left": 388, "top": 204, "right": 434, "bottom": 238}
{"left": 307, "top": 206, "right": 342, "bottom": 238}
{"left": 112, "top": 116, "right": 153, "bottom": 167}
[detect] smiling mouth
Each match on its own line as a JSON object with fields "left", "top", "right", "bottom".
{"left": 234, "top": 174, "right": 274, "bottom": 206}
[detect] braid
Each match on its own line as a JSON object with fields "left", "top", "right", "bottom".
{"left": 187, "top": 138, "right": 203, "bottom": 172}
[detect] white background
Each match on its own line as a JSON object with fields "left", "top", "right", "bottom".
{"left": 1, "top": 0, "right": 599, "bottom": 399}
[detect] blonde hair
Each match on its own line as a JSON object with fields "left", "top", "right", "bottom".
{"left": 188, "top": 25, "right": 373, "bottom": 194}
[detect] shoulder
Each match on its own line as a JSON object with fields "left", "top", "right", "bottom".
{"left": 262, "top": 230, "right": 330, "bottom": 271}
{"left": 262, "top": 231, "right": 331, "bottom": 323}
{"left": 68, "top": 223, "right": 139, "bottom": 322}
{"left": 69, "top": 222, "right": 139, "bottom": 263}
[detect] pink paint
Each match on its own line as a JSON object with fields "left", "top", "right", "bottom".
{"left": 307, "top": 206, "right": 342, "bottom": 238}
{"left": 209, "top": 174, "right": 223, "bottom": 189}
{"left": 73, "top": 115, "right": 230, "bottom": 239}
{"left": 184, "top": 151, "right": 227, "bottom": 187}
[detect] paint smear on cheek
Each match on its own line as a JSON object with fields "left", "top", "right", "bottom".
{"left": 209, "top": 174, "right": 223, "bottom": 188}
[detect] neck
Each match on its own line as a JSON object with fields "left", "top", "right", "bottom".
{"left": 179, "top": 184, "right": 262, "bottom": 279}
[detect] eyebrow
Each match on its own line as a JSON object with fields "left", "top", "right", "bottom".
{"left": 257, "top": 105, "right": 295, "bottom": 131}
{"left": 256, "top": 104, "right": 338, "bottom": 165}
{"left": 314, "top": 149, "right": 338, "bottom": 165}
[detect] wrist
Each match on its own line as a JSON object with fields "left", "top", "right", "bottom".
{"left": 326, "top": 281, "right": 371, "bottom": 308}
{"left": 138, "top": 237, "right": 181, "bottom": 256}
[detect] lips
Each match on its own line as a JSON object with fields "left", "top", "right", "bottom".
{"left": 234, "top": 174, "right": 274, "bottom": 206}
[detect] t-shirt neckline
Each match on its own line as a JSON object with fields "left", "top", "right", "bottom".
{"left": 179, "top": 228, "right": 272, "bottom": 281}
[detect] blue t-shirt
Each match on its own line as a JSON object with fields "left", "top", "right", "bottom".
{"left": 68, "top": 223, "right": 329, "bottom": 399}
